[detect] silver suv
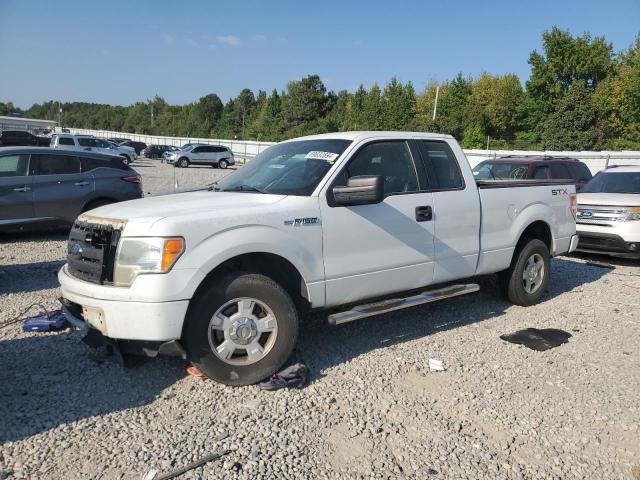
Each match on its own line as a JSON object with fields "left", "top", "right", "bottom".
{"left": 51, "top": 134, "right": 137, "bottom": 165}
{"left": 167, "top": 144, "right": 235, "bottom": 169}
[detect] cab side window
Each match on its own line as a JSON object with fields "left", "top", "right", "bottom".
{"left": 419, "top": 141, "right": 463, "bottom": 190}
{"left": 58, "top": 137, "right": 75, "bottom": 146}
{"left": 341, "top": 141, "right": 418, "bottom": 196}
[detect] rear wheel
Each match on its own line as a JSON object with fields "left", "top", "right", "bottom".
{"left": 498, "top": 238, "right": 550, "bottom": 306}
{"left": 184, "top": 272, "right": 299, "bottom": 385}
{"left": 178, "top": 157, "right": 189, "bottom": 168}
{"left": 218, "top": 159, "right": 228, "bottom": 169}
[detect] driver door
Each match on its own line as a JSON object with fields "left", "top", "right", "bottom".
{"left": 319, "top": 140, "right": 435, "bottom": 307}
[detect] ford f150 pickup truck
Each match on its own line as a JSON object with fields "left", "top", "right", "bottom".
{"left": 58, "top": 132, "right": 579, "bottom": 385}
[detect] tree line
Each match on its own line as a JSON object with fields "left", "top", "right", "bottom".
{"left": 2, "top": 27, "right": 639, "bottom": 150}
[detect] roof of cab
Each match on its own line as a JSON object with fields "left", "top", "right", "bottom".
{"left": 282, "top": 131, "right": 454, "bottom": 143}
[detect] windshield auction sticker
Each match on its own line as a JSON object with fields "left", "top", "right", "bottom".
{"left": 305, "top": 151, "right": 339, "bottom": 162}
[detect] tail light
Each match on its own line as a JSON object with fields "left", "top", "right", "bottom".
{"left": 121, "top": 176, "right": 141, "bottom": 184}
{"left": 570, "top": 194, "right": 577, "bottom": 220}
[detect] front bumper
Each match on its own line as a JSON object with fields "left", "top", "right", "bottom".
{"left": 60, "top": 299, "right": 187, "bottom": 358}
{"left": 58, "top": 266, "right": 190, "bottom": 341}
{"left": 576, "top": 231, "right": 640, "bottom": 258}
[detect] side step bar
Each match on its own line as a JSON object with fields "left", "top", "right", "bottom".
{"left": 328, "top": 283, "right": 480, "bottom": 326}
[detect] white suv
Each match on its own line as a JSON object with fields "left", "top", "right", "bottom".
{"left": 51, "top": 134, "right": 137, "bottom": 164}
{"left": 167, "top": 144, "right": 235, "bottom": 168}
{"left": 576, "top": 165, "right": 640, "bottom": 258}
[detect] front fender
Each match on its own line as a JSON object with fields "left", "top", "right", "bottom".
{"left": 177, "top": 224, "right": 326, "bottom": 306}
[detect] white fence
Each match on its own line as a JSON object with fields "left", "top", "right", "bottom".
{"left": 65, "top": 127, "right": 640, "bottom": 174}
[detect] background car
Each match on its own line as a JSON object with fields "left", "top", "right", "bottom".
{"left": 167, "top": 144, "right": 235, "bottom": 168}
{"left": 473, "top": 156, "right": 593, "bottom": 190}
{"left": 0, "top": 130, "right": 39, "bottom": 146}
{"left": 51, "top": 134, "right": 136, "bottom": 164}
{"left": 114, "top": 139, "right": 147, "bottom": 155}
{"left": 575, "top": 165, "right": 640, "bottom": 258}
{"left": 0, "top": 147, "right": 142, "bottom": 229}
{"left": 142, "top": 144, "right": 175, "bottom": 159}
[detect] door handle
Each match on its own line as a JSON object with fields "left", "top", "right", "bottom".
{"left": 13, "top": 186, "right": 31, "bottom": 192}
{"left": 84, "top": 147, "right": 92, "bottom": 151}
{"left": 74, "top": 181, "right": 90, "bottom": 186}
{"left": 415, "top": 205, "right": 433, "bottom": 222}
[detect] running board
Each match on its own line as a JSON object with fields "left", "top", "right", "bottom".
{"left": 327, "top": 283, "right": 480, "bottom": 326}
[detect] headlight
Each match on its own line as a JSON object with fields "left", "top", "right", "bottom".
{"left": 625, "top": 207, "right": 640, "bottom": 221}
{"left": 113, "top": 237, "right": 184, "bottom": 286}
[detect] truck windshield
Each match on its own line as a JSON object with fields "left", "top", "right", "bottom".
{"left": 214, "top": 139, "right": 352, "bottom": 195}
{"left": 473, "top": 162, "right": 529, "bottom": 180}
{"left": 580, "top": 171, "right": 640, "bottom": 194}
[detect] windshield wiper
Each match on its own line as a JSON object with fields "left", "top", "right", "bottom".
{"left": 222, "top": 185, "right": 266, "bottom": 193}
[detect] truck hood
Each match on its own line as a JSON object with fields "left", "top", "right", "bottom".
{"left": 82, "top": 191, "right": 287, "bottom": 235}
{"left": 577, "top": 192, "right": 640, "bottom": 206}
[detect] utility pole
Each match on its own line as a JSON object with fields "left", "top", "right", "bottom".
{"left": 150, "top": 104, "right": 154, "bottom": 127}
{"left": 241, "top": 108, "right": 245, "bottom": 140}
{"left": 58, "top": 102, "right": 62, "bottom": 127}
{"left": 486, "top": 136, "right": 490, "bottom": 150}
{"left": 432, "top": 85, "right": 440, "bottom": 121}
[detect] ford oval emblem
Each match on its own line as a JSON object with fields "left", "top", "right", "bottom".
{"left": 578, "top": 210, "right": 593, "bottom": 218}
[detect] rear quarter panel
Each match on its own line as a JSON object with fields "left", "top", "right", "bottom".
{"left": 476, "top": 183, "right": 576, "bottom": 275}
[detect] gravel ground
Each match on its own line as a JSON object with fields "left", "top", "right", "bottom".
{"left": 133, "top": 157, "right": 238, "bottom": 196}
{"left": 1, "top": 163, "right": 639, "bottom": 479}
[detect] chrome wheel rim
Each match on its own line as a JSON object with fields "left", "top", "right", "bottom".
{"left": 219, "top": 160, "right": 227, "bottom": 169}
{"left": 208, "top": 297, "right": 278, "bottom": 366}
{"left": 522, "top": 253, "right": 545, "bottom": 294}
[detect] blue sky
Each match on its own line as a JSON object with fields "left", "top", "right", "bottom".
{"left": 1, "top": 0, "right": 638, "bottom": 109}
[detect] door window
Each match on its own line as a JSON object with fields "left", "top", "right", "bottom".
{"left": 341, "top": 141, "right": 419, "bottom": 195}
{"left": 78, "top": 138, "right": 97, "bottom": 148}
{"left": 0, "top": 154, "right": 29, "bottom": 177}
{"left": 550, "top": 163, "right": 571, "bottom": 180}
{"left": 533, "top": 166, "right": 550, "bottom": 179}
{"left": 419, "top": 141, "right": 464, "bottom": 190}
{"left": 58, "top": 137, "right": 75, "bottom": 146}
{"left": 33, "top": 154, "right": 81, "bottom": 175}
{"left": 192, "top": 146, "right": 205, "bottom": 153}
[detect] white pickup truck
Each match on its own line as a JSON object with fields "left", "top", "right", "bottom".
{"left": 58, "top": 132, "right": 578, "bottom": 385}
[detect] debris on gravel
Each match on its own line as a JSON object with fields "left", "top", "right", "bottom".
{"left": 1, "top": 163, "right": 638, "bottom": 479}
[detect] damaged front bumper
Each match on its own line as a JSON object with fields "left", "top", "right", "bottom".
{"left": 60, "top": 298, "right": 187, "bottom": 359}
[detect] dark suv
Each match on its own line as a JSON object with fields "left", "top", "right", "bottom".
{"left": 142, "top": 144, "right": 175, "bottom": 159}
{"left": 0, "top": 147, "right": 143, "bottom": 228}
{"left": 472, "top": 156, "right": 593, "bottom": 190}
{"left": 0, "top": 130, "right": 40, "bottom": 147}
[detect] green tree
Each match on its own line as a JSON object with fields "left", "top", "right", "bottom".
{"left": 282, "top": 75, "right": 329, "bottom": 136}
{"left": 381, "top": 77, "right": 415, "bottom": 130}
{"left": 542, "top": 82, "right": 599, "bottom": 150}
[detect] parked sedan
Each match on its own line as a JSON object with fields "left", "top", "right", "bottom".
{"left": 167, "top": 144, "right": 235, "bottom": 168}
{"left": 0, "top": 147, "right": 143, "bottom": 229}
{"left": 142, "top": 144, "right": 176, "bottom": 159}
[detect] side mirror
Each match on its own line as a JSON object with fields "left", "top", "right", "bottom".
{"left": 332, "top": 175, "right": 384, "bottom": 206}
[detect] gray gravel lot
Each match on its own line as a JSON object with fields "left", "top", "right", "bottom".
{"left": 1, "top": 161, "right": 639, "bottom": 479}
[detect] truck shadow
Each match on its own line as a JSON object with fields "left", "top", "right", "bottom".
{"left": 0, "top": 257, "right": 608, "bottom": 444}
{"left": 296, "top": 257, "right": 609, "bottom": 379}
{"left": 0, "top": 333, "right": 182, "bottom": 444}
{"left": 0, "top": 260, "right": 65, "bottom": 295}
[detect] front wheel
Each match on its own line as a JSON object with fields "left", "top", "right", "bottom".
{"left": 498, "top": 238, "right": 550, "bottom": 306}
{"left": 183, "top": 272, "right": 299, "bottom": 385}
{"left": 178, "top": 157, "right": 189, "bottom": 168}
{"left": 120, "top": 155, "right": 130, "bottom": 165}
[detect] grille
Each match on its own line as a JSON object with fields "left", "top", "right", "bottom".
{"left": 67, "top": 220, "right": 121, "bottom": 284}
{"left": 576, "top": 204, "right": 627, "bottom": 226}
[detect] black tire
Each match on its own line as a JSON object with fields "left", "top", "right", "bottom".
{"left": 82, "top": 198, "right": 113, "bottom": 213}
{"left": 178, "top": 157, "right": 189, "bottom": 168}
{"left": 120, "top": 155, "right": 130, "bottom": 165}
{"left": 218, "top": 159, "right": 228, "bottom": 169}
{"left": 184, "top": 272, "right": 299, "bottom": 386}
{"left": 498, "top": 238, "right": 550, "bottom": 306}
